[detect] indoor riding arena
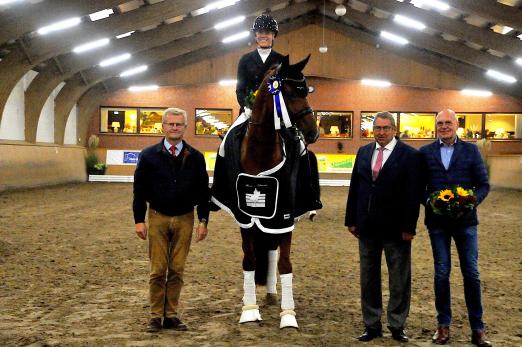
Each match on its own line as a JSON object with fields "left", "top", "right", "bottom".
{"left": 1, "top": 1, "right": 522, "bottom": 346}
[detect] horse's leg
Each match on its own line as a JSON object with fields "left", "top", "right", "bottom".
{"left": 239, "top": 227, "right": 262, "bottom": 323}
{"left": 278, "top": 232, "right": 298, "bottom": 329}
{"left": 266, "top": 235, "right": 279, "bottom": 305}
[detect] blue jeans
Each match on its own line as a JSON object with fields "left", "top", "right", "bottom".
{"left": 428, "top": 225, "right": 484, "bottom": 331}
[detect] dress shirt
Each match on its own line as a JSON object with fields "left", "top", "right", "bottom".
{"left": 439, "top": 138, "right": 457, "bottom": 170}
{"left": 371, "top": 137, "right": 398, "bottom": 169}
{"left": 257, "top": 48, "right": 271, "bottom": 63}
{"left": 163, "top": 138, "right": 183, "bottom": 156}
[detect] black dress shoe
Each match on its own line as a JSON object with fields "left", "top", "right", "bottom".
{"left": 146, "top": 317, "right": 162, "bottom": 333}
{"left": 163, "top": 317, "right": 188, "bottom": 331}
{"left": 358, "top": 328, "right": 383, "bottom": 342}
{"left": 389, "top": 326, "right": 409, "bottom": 342}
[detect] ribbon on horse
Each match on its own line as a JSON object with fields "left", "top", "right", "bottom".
{"left": 268, "top": 75, "right": 292, "bottom": 130}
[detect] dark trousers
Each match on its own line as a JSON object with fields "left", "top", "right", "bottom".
{"left": 359, "top": 237, "right": 411, "bottom": 330}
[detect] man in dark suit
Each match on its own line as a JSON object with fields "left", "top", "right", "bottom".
{"left": 345, "top": 112, "right": 422, "bottom": 343}
{"left": 421, "top": 109, "right": 491, "bottom": 347}
{"left": 236, "top": 13, "right": 284, "bottom": 113}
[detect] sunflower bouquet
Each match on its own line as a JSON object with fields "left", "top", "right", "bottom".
{"left": 429, "top": 186, "right": 476, "bottom": 219}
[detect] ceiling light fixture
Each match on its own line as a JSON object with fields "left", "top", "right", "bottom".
{"left": 99, "top": 53, "right": 131, "bottom": 67}
{"left": 361, "top": 79, "right": 392, "bottom": 87}
{"left": 380, "top": 31, "right": 409, "bottom": 45}
{"left": 393, "top": 14, "right": 426, "bottom": 31}
{"left": 222, "top": 31, "right": 250, "bottom": 43}
{"left": 461, "top": 89, "right": 493, "bottom": 97}
{"left": 73, "top": 38, "right": 110, "bottom": 54}
{"left": 89, "top": 9, "right": 114, "bottom": 21}
{"left": 413, "top": 0, "right": 450, "bottom": 11}
{"left": 218, "top": 79, "right": 237, "bottom": 86}
{"left": 120, "top": 65, "right": 148, "bottom": 77}
{"left": 515, "top": 58, "right": 522, "bottom": 66}
{"left": 116, "top": 31, "right": 135, "bottom": 39}
{"left": 335, "top": 4, "right": 347, "bottom": 16}
{"left": 486, "top": 69, "right": 517, "bottom": 84}
{"left": 0, "top": 0, "right": 25, "bottom": 5}
{"left": 214, "top": 15, "right": 246, "bottom": 30}
{"left": 37, "top": 17, "right": 82, "bottom": 35}
{"left": 128, "top": 85, "right": 159, "bottom": 92}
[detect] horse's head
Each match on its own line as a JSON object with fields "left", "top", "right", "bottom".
{"left": 264, "top": 55, "right": 319, "bottom": 144}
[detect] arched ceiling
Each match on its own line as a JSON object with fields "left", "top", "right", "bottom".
{"left": 1, "top": 0, "right": 522, "bottom": 134}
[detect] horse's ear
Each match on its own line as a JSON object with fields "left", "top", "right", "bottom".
{"left": 292, "top": 54, "right": 311, "bottom": 72}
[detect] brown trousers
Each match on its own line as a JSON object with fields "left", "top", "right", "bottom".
{"left": 148, "top": 209, "right": 194, "bottom": 318}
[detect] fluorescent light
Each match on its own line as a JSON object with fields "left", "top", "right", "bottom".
{"left": 72, "top": 38, "right": 110, "bottom": 54}
{"left": 89, "top": 9, "right": 114, "bottom": 21}
{"left": 486, "top": 69, "right": 517, "bottom": 84}
{"left": 222, "top": 31, "right": 250, "bottom": 43}
{"left": 515, "top": 58, "right": 522, "bottom": 66}
{"left": 116, "top": 31, "right": 135, "bottom": 39}
{"left": 128, "top": 85, "right": 159, "bottom": 92}
{"left": 219, "top": 79, "right": 237, "bottom": 86}
{"left": 393, "top": 14, "right": 426, "bottom": 31}
{"left": 192, "top": 0, "right": 240, "bottom": 16}
{"left": 0, "top": 0, "right": 24, "bottom": 5}
{"left": 380, "top": 31, "right": 409, "bottom": 45}
{"left": 37, "top": 17, "right": 81, "bottom": 35}
{"left": 461, "top": 89, "right": 493, "bottom": 97}
{"left": 120, "top": 65, "right": 148, "bottom": 77}
{"left": 99, "top": 53, "right": 131, "bottom": 67}
{"left": 413, "top": 0, "right": 449, "bottom": 11}
{"left": 214, "top": 15, "right": 246, "bottom": 30}
{"left": 361, "top": 79, "right": 392, "bottom": 87}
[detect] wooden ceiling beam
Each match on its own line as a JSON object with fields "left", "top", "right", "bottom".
{"left": 449, "top": 0, "right": 522, "bottom": 33}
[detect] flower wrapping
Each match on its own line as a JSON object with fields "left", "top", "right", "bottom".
{"left": 429, "top": 186, "right": 477, "bottom": 219}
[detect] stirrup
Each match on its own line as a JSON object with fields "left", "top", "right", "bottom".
{"left": 239, "top": 304, "right": 262, "bottom": 323}
{"left": 279, "top": 309, "right": 298, "bottom": 329}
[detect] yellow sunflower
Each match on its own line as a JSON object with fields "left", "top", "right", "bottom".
{"left": 456, "top": 186, "right": 469, "bottom": 197}
{"left": 438, "top": 189, "right": 454, "bottom": 201}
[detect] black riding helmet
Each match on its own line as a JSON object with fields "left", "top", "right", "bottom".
{"left": 251, "top": 14, "right": 278, "bottom": 37}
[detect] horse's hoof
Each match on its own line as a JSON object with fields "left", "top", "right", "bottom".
{"left": 280, "top": 310, "right": 299, "bottom": 329}
{"left": 239, "top": 305, "right": 262, "bottom": 324}
{"left": 265, "top": 293, "right": 278, "bottom": 306}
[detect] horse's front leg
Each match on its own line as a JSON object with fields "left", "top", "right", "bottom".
{"left": 278, "top": 232, "right": 298, "bottom": 329}
{"left": 239, "top": 228, "right": 262, "bottom": 323}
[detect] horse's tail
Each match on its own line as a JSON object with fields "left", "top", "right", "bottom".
{"left": 253, "top": 228, "right": 276, "bottom": 286}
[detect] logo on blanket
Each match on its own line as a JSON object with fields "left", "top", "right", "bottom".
{"left": 236, "top": 174, "right": 279, "bottom": 219}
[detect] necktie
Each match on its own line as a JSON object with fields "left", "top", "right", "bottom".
{"left": 372, "top": 147, "right": 384, "bottom": 180}
{"left": 169, "top": 146, "right": 176, "bottom": 157}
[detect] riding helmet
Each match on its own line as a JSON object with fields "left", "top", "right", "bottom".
{"left": 251, "top": 14, "right": 279, "bottom": 37}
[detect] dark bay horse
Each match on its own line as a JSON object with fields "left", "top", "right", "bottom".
{"left": 210, "top": 54, "right": 320, "bottom": 328}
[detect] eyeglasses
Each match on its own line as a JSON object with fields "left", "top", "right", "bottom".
{"left": 163, "top": 122, "right": 185, "bottom": 128}
{"left": 436, "top": 121, "right": 454, "bottom": 127}
{"left": 373, "top": 126, "right": 393, "bottom": 132}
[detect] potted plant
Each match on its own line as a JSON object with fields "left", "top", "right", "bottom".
{"left": 85, "top": 135, "right": 107, "bottom": 175}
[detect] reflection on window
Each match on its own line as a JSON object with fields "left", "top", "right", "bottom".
{"left": 360, "top": 112, "right": 398, "bottom": 138}
{"left": 316, "top": 111, "right": 352, "bottom": 138}
{"left": 195, "top": 108, "right": 232, "bottom": 137}
{"left": 139, "top": 109, "right": 164, "bottom": 134}
{"left": 100, "top": 107, "right": 138, "bottom": 133}
{"left": 485, "top": 113, "right": 522, "bottom": 139}
{"left": 399, "top": 113, "right": 436, "bottom": 139}
{"left": 456, "top": 113, "right": 483, "bottom": 139}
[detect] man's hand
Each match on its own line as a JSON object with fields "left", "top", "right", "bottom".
{"left": 402, "top": 232, "right": 414, "bottom": 241}
{"left": 348, "top": 226, "right": 359, "bottom": 238}
{"left": 195, "top": 224, "right": 208, "bottom": 242}
{"left": 135, "top": 223, "right": 147, "bottom": 240}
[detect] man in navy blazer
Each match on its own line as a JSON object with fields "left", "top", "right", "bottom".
{"left": 345, "top": 112, "right": 423, "bottom": 343}
{"left": 421, "top": 109, "right": 491, "bottom": 347}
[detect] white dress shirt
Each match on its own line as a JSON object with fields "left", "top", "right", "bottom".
{"left": 257, "top": 47, "right": 271, "bottom": 63}
{"left": 371, "top": 137, "right": 398, "bottom": 169}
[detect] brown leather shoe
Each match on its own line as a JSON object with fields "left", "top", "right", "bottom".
{"left": 471, "top": 330, "right": 492, "bottom": 347}
{"left": 146, "top": 317, "right": 162, "bottom": 333}
{"left": 432, "top": 326, "right": 450, "bottom": 345}
{"left": 163, "top": 317, "right": 188, "bottom": 331}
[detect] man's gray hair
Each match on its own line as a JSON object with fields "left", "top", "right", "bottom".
{"left": 163, "top": 107, "right": 187, "bottom": 125}
{"left": 373, "top": 111, "right": 396, "bottom": 128}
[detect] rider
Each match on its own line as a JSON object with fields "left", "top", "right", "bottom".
{"left": 236, "top": 13, "right": 284, "bottom": 114}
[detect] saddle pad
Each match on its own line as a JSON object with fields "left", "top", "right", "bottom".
{"left": 236, "top": 173, "right": 279, "bottom": 219}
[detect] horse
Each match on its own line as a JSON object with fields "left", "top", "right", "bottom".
{"left": 210, "top": 54, "right": 320, "bottom": 329}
